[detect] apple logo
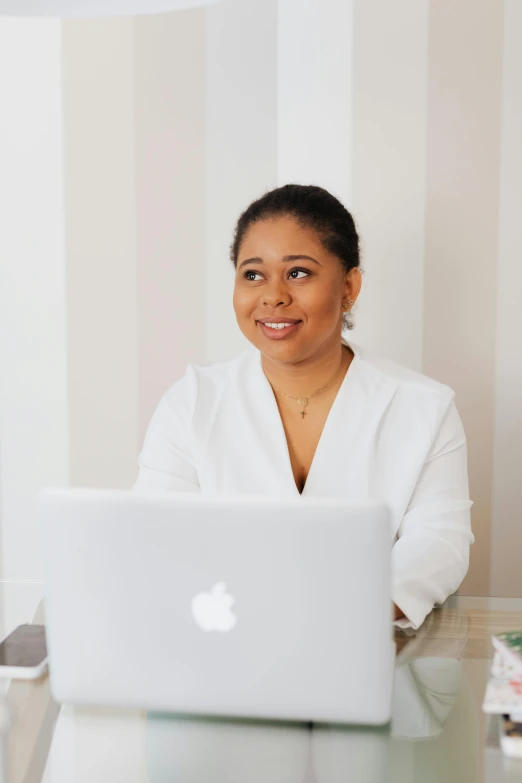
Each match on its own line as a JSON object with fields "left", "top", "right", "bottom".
{"left": 191, "top": 582, "right": 237, "bottom": 632}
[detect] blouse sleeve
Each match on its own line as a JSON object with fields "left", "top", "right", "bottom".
{"left": 133, "top": 367, "right": 200, "bottom": 495}
{"left": 391, "top": 397, "right": 474, "bottom": 630}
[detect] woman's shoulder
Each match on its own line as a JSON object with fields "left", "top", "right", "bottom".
{"left": 351, "top": 341, "right": 455, "bottom": 403}
{"left": 162, "top": 346, "right": 254, "bottom": 407}
{"left": 186, "top": 345, "right": 254, "bottom": 387}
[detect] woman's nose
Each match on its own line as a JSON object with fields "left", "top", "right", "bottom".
{"left": 262, "top": 279, "right": 291, "bottom": 307}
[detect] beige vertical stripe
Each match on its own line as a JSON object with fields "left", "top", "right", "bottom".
{"left": 423, "top": 0, "right": 504, "bottom": 594}
{"left": 135, "top": 11, "right": 207, "bottom": 443}
{"left": 352, "top": 0, "right": 429, "bottom": 371}
{"left": 63, "top": 19, "right": 139, "bottom": 489}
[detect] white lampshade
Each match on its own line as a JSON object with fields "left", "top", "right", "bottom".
{"left": 0, "top": 0, "right": 220, "bottom": 16}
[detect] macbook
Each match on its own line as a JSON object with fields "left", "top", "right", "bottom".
{"left": 38, "top": 489, "right": 393, "bottom": 724}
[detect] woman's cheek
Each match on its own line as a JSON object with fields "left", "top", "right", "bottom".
{"left": 298, "top": 285, "right": 338, "bottom": 320}
{"left": 233, "top": 288, "right": 256, "bottom": 326}
{"left": 232, "top": 286, "right": 247, "bottom": 316}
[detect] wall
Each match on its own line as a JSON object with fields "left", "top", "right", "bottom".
{"left": 0, "top": 19, "right": 69, "bottom": 589}
{"left": 490, "top": 0, "right": 522, "bottom": 597}
{"left": 0, "top": 0, "right": 521, "bottom": 598}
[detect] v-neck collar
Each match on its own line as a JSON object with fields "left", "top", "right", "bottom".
{"left": 250, "top": 339, "right": 362, "bottom": 497}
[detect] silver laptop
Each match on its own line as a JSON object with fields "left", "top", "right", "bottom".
{"left": 38, "top": 488, "right": 394, "bottom": 725}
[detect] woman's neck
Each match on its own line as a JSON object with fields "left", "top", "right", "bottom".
{"left": 261, "top": 339, "right": 353, "bottom": 398}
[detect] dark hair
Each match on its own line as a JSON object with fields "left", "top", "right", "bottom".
{"left": 230, "top": 184, "right": 361, "bottom": 329}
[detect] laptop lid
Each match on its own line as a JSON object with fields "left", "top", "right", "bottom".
{"left": 39, "top": 489, "right": 393, "bottom": 724}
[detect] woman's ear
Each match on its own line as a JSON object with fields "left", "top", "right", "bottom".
{"left": 343, "top": 266, "right": 363, "bottom": 305}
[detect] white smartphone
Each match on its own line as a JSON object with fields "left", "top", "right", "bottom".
{"left": 0, "top": 624, "right": 48, "bottom": 680}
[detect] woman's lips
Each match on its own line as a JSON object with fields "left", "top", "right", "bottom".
{"left": 257, "top": 321, "right": 302, "bottom": 340}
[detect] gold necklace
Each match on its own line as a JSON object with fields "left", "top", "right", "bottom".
{"left": 270, "top": 351, "right": 346, "bottom": 419}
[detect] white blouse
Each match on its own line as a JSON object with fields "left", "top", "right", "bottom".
{"left": 134, "top": 340, "right": 474, "bottom": 630}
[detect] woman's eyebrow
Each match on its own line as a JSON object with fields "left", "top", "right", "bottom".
{"left": 238, "top": 254, "right": 320, "bottom": 270}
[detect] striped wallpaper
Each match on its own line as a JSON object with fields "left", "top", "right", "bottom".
{"left": 0, "top": 0, "right": 521, "bottom": 602}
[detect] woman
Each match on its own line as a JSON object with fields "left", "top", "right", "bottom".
{"left": 134, "top": 184, "right": 474, "bottom": 630}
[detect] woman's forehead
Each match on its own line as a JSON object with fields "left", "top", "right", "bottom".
{"left": 239, "top": 216, "right": 325, "bottom": 256}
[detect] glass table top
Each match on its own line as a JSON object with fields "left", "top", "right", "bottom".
{"left": 1, "top": 585, "right": 522, "bottom": 783}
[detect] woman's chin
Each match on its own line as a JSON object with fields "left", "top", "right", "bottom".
{"left": 257, "top": 338, "right": 310, "bottom": 365}
{"left": 240, "top": 323, "right": 302, "bottom": 357}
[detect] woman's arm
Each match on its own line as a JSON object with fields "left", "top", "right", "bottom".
{"left": 391, "top": 398, "right": 474, "bottom": 630}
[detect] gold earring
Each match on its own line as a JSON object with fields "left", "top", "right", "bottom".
{"left": 342, "top": 300, "right": 355, "bottom": 311}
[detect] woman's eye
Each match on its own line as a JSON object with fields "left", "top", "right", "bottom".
{"left": 242, "top": 268, "right": 310, "bottom": 282}
{"left": 244, "top": 270, "right": 263, "bottom": 281}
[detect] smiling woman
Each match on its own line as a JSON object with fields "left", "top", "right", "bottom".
{"left": 231, "top": 187, "right": 361, "bottom": 426}
{"left": 134, "top": 184, "right": 474, "bottom": 631}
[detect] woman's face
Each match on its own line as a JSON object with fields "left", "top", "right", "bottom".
{"left": 233, "top": 216, "right": 361, "bottom": 364}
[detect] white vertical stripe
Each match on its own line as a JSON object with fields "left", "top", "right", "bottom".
{"left": 351, "top": 0, "right": 428, "bottom": 370}
{"left": 0, "top": 20, "right": 69, "bottom": 581}
{"left": 277, "top": 0, "right": 353, "bottom": 203}
{"left": 205, "top": 0, "right": 278, "bottom": 363}
{"left": 490, "top": 0, "right": 522, "bottom": 596}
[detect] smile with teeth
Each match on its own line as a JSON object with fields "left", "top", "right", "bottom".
{"left": 263, "top": 322, "right": 297, "bottom": 330}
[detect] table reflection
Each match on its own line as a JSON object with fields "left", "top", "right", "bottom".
{"left": 146, "top": 607, "right": 478, "bottom": 783}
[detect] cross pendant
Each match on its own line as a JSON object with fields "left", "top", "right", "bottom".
{"left": 301, "top": 410, "right": 306, "bottom": 419}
